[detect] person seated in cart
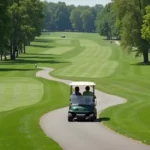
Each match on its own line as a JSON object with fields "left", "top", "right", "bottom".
{"left": 73, "top": 86, "right": 82, "bottom": 96}
{"left": 83, "top": 86, "right": 96, "bottom": 99}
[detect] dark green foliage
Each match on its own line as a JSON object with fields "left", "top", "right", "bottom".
{"left": 42, "top": 2, "right": 103, "bottom": 32}
{"left": 96, "top": 0, "right": 150, "bottom": 63}
{"left": 96, "top": 2, "right": 119, "bottom": 40}
{"left": 113, "top": 0, "right": 150, "bottom": 63}
{"left": 0, "top": 0, "right": 44, "bottom": 60}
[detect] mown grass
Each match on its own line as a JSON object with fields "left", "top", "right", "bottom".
{"left": 40, "top": 32, "right": 150, "bottom": 145}
{"left": 0, "top": 34, "right": 70, "bottom": 149}
{"left": 0, "top": 79, "right": 69, "bottom": 150}
{"left": 0, "top": 31, "right": 150, "bottom": 149}
{"left": 0, "top": 77, "right": 43, "bottom": 112}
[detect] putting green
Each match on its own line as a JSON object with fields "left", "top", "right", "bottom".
{"left": 0, "top": 77, "right": 43, "bottom": 112}
{"left": 42, "top": 47, "right": 74, "bottom": 55}
{"left": 53, "top": 39, "right": 118, "bottom": 78}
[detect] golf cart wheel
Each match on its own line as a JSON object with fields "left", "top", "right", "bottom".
{"left": 94, "top": 114, "right": 97, "bottom": 120}
{"left": 89, "top": 114, "right": 95, "bottom": 122}
{"left": 68, "top": 113, "right": 73, "bottom": 122}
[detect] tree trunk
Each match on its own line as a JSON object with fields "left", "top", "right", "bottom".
{"left": 0, "top": 47, "right": 2, "bottom": 60}
{"left": 20, "top": 44, "right": 23, "bottom": 53}
{"left": 12, "top": 44, "right": 16, "bottom": 60}
{"left": 4, "top": 52, "right": 7, "bottom": 61}
{"left": 10, "top": 40, "right": 13, "bottom": 60}
{"left": 0, "top": 54, "right": 2, "bottom": 61}
{"left": 16, "top": 50, "right": 18, "bottom": 58}
{"left": 23, "top": 43, "right": 26, "bottom": 53}
{"left": 143, "top": 50, "right": 149, "bottom": 63}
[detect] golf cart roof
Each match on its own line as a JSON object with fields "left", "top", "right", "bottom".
{"left": 69, "top": 81, "right": 96, "bottom": 86}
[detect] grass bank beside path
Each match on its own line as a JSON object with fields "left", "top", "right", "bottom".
{"left": 0, "top": 33, "right": 70, "bottom": 149}
{"left": 0, "top": 31, "right": 150, "bottom": 149}
{"left": 43, "top": 32, "right": 150, "bottom": 145}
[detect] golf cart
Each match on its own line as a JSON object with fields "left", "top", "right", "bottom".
{"left": 61, "top": 34, "right": 65, "bottom": 38}
{"left": 68, "top": 81, "right": 97, "bottom": 122}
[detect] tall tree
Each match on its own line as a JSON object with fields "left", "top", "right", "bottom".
{"left": 81, "top": 9, "right": 95, "bottom": 32}
{"left": 55, "top": 2, "right": 71, "bottom": 31}
{"left": 141, "top": 6, "right": 150, "bottom": 43}
{"left": 70, "top": 8, "right": 83, "bottom": 31}
{"left": 0, "top": 0, "right": 10, "bottom": 60}
{"left": 96, "top": 3, "right": 115, "bottom": 39}
{"left": 113, "top": 0, "right": 150, "bottom": 63}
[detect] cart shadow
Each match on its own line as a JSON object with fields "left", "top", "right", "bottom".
{"left": 95, "top": 117, "right": 110, "bottom": 122}
{"left": 73, "top": 117, "right": 110, "bottom": 123}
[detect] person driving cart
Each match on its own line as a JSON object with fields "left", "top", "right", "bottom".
{"left": 73, "top": 86, "right": 82, "bottom": 96}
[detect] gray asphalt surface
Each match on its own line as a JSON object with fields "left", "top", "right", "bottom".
{"left": 36, "top": 67, "right": 150, "bottom": 150}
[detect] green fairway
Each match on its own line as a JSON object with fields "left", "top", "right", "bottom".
{"left": 53, "top": 39, "right": 118, "bottom": 78}
{"left": 0, "top": 79, "right": 69, "bottom": 150}
{"left": 46, "top": 32, "right": 150, "bottom": 144}
{"left": 0, "top": 32, "right": 150, "bottom": 149}
{"left": 0, "top": 77, "right": 43, "bottom": 112}
{"left": 42, "top": 46, "right": 74, "bottom": 55}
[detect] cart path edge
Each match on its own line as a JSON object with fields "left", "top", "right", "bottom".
{"left": 36, "top": 67, "right": 150, "bottom": 150}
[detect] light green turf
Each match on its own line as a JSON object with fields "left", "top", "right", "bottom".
{"left": 56, "top": 39, "right": 72, "bottom": 45}
{"left": 42, "top": 32, "right": 150, "bottom": 145}
{"left": 53, "top": 39, "right": 118, "bottom": 78}
{"left": 42, "top": 46, "right": 74, "bottom": 55}
{"left": 1, "top": 32, "right": 150, "bottom": 149}
{"left": 0, "top": 77, "right": 43, "bottom": 112}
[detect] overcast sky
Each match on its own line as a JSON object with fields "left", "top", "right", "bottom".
{"left": 40, "top": 0, "right": 112, "bottom": 6}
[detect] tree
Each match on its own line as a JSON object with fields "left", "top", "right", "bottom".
{"left": 81, "top": 9, "right": 95, "bottom": 32}
{"left": 141, "top": 6, "right": 150, "bottom": 43}
{"left": 0, "top": 0, "right": 10, "bottom": 60}
{"left": 96, "top": 3, "right": 116, "bottom": 39}
{"left": 113, "top": 0, "right": 150, "bottom": 63}
{"left": 55, "top": 2, "right": 71, "bottom": 31}
{"left": 70, "top": 8, "right": 83, "bottom": 31}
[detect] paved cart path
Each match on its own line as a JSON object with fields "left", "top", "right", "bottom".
{"left": 36, "top": 67, "right": 150, "bottom": 150}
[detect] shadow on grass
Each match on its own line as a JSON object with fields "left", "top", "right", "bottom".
{"left": 30, "top": 44, "right": 54, "bottom": 49}
{"left": 0, "top": 68, "right": 36, "bottom": 72}
{"left": 131, "top": 62, "right": 150, "bottom": 66}
{"left": 18, "top": 56, "right": 57, "bottom": 59}
{"left": 34, "top": 39, "right": 55, "bottom": 43}
{"left": 0, "top": 59, "right": 69, "bottom": 65}
{"left": 25, "top": 53, "right": 55, "bottom": 56}
{"left": 95, "top": 117, "right": 110, "bottom": 122}
{"left": 103, "top": 38, "right": 120, "bottom": 41}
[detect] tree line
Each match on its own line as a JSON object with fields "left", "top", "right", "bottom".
{"left": 0, "top": 0, "right": 44, "bottom": 60}
{"left": 1, "top": 0, "right": 150, "bottom": 63}
{"left": 42, "top": 1, "right": 150, "bottom": 63}
{"left": 96, "top": 0, "right": 150, "bottom": 63}
{"left": 42, "top": 1, "right": 104, "bottom": 32}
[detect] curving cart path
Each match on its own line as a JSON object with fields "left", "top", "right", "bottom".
{"left": 36, "top": 67, "right": 150, "bottom": 150}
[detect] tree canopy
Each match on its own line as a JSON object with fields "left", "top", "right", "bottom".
{"left": 42, "top": 2, "right": 104, "bottom": 32}
{"left": 96, "top": 0, "right": 150, "bottom": 63}
{"left": 1, "top": 0, "right": 150, "bottom": 63}
{"left": 0, "top": 0, "right": 44, "bottom": 60}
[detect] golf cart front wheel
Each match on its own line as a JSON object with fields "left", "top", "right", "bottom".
{"left": 89, "top": 114, "right": 96, "bottom": 122}
{"left": 68, "top": 113, "right": 73, "bottom": 122}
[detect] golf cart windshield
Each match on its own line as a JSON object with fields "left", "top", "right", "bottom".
{"left": 70, "top": 95, "right": 94, "bottom": 106}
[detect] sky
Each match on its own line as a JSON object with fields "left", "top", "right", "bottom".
{"left": 40, "top": 0, "right": 112, "bottom": 6}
